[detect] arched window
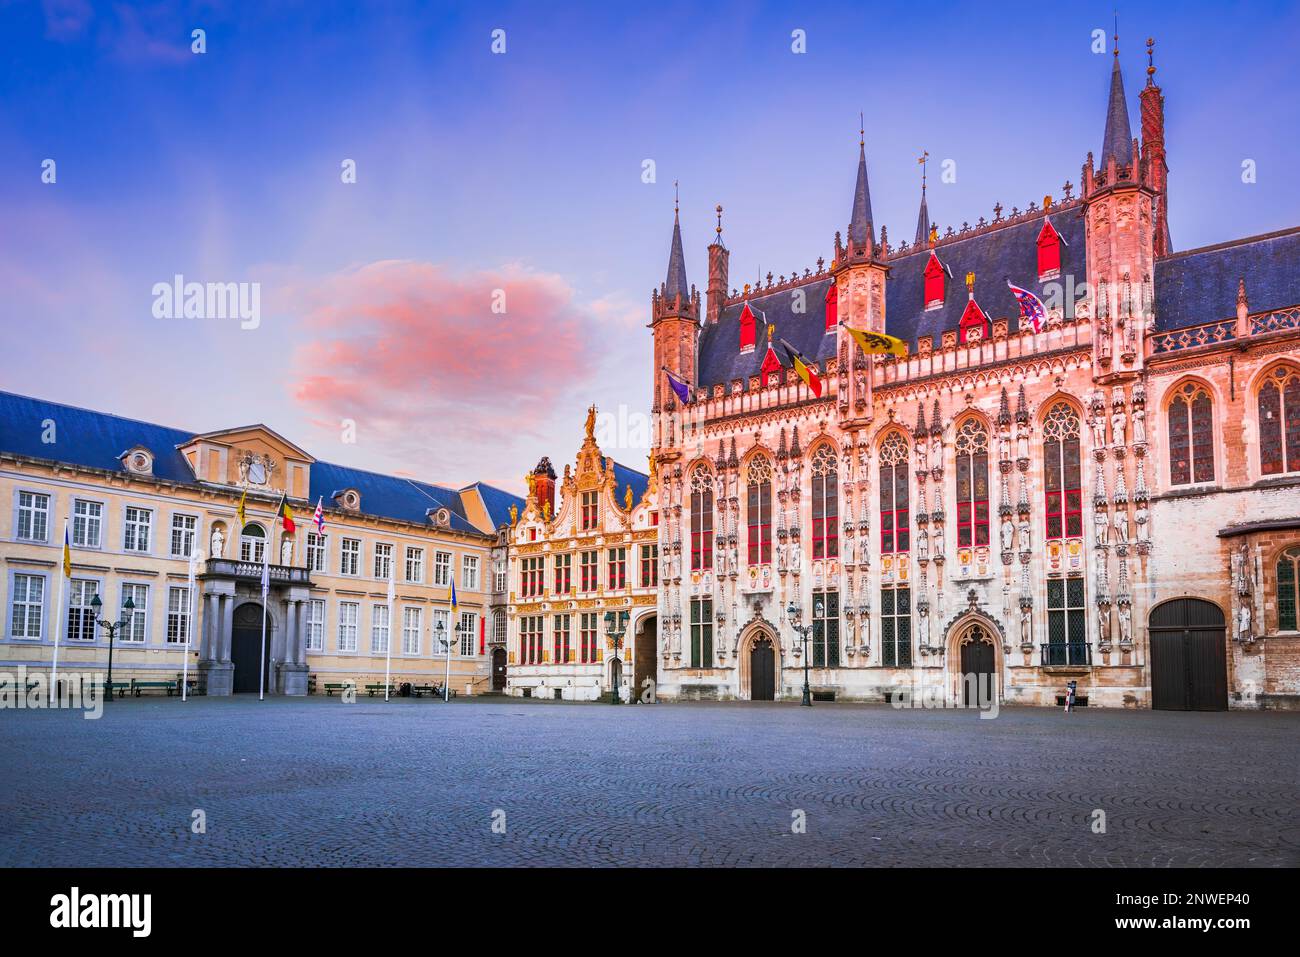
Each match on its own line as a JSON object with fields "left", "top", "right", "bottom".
{"left": 879, "top": 432, "right": 910, "bottom": 554}
{"left": 1042, "top": 403, "right": 1082, "bottom": 540}
{"left": 1277, "top": 546, "right": 1300, "bottom": 632}
{"left": 955, "top": 419, "right": 990, "bottom": 547}
{"left": 1168, "top": 382, "right": 1215, "bottom": 485}
{"left": 810, "top": 444, "right": 839, "bottom": 559}
{"left": 746, "top": 456, "right": 773, "bottom": 565}
{"left": 690, "top": 464, "right": 714, "bottom": 571}
{"left": 239, "top": 523, "right": 266, "bottom": 563}
{"left": 1259, "top": 366, "right": 1300, "bottom": 475}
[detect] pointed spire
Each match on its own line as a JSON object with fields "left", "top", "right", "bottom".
{"left": 663, "top": 185, "right": 689, "bottom": 302}
{"left": 915, "top": 402, "right": 928, "bottom": 437}
{"left": 914, "top": 151, "right": 931, "bottom": 247}
{"left": 998, "top": 387, "right": 1011, "bottom": 427}
{"left": 930, "top": 399, "right": 943, "bottom": 437}
{"left": 1100, "top": 31, "right": 1134, "bottom": 167}
{"left": 848, "top": 117, "right": 875, "bottom": 249}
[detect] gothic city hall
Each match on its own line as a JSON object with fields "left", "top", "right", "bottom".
{"left": 643, "top": 47, "right": 1300, "bottom": 711}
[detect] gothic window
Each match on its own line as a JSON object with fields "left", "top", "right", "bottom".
{"left": 881, "top": 587, "right": 912, "bottom": 667}
{"left": 955, "top": 419, "right": 991, "bottom": 547}
{"left": 1046, "top": 577, "right": 1088, "bottom": 664}
{"left": 690, "top": 464, "right": 715, "bottom": 570}
{"left": 1259, "top": 366, "right": 1300, "bottom": 475}
{"left": 746, "top": 456, "right": 773, "bottom": 565}
{"left": 812, "top": 590, "right": 839, "bottom": 667}
{"left": 810, "top": 444, "right": 839, "bottom": 559}
{"left": 1042, "top": 402, "right": 1083, "bottom": 540}
{"left": 879, "top": 432, "right": 910, "bottom": 554}
{"left": 1037, "top": 218, "right": 1062, "bottom": 279}
{"left": 1168, "top": 382, "right": 1215, "bottom": 485}
{"left": 690, "top": 597, "right": 713, "bottom": 667}
{"left": 1277, "top": 546, "right": 1300, "bottom": 632}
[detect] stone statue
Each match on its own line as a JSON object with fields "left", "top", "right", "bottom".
{"left": 210, "top": 526, "right": 225, "bottom": 559}
{"left": 624, "top": 485, "right": 633, "bottom": 511}
{"left": 998, "top": 432, "right": 1011, "bottom": 463}
{"left": 509, "top": 504, "right": 519, "bottom": 525}
{"left": 1097, "top": 604, "right": 1111, "bottom": 642}
{"left": 844, "top": 533, "right": 857, "bottom": 566}
{"left": 1237, "top": 542, "right": 1254, "bottom": 597}
{"left": 1000, "top": 518, "right": 1014, "bottom": 552}
{"left": 585, "top": 404, "right": 597, "bottom": 439}
{"left": 1238, "top": 599, "right": 1253, "bottom": 643}
{"left": 1112, "top": 508, "right": 1129, "bottom": 544}
{"left": 916, "top": 440, "right": 928, "bottom": 470}
{"left": 542, "top": 500, "right": 551, "bottom": 521}
{"left": 280, "top": 537, "right": 293, "bottom": 565}
{"left": 1019, "top": 605, "right": 1032, "bottom": 645}
{"left": 1110, "top": 410, "right": 1126, "bottom": 446}
{"left": 1016, "top": 431, "right": 1029, "bottom": 460}
{"left": 1017, "top": 519, "right": 1031, "bottom": 551}
{"left": 1117, "top": 603, "right": 1133, "bottom": 644}
{"left": 237, "top": 454, "right": 250, "bottom": 485}
{"left": 933, "top": 525, "right": 945, "bottom": 555}
{"left": 1134, "top": 504, "right": 1150, "bottom": 542}
{"left": 1090, "top": 414, "right": 1107, "bottom": 449}
{"left": 917, "top": 528, "right": 929, "bottom": 559}
{"left": 930, "top": 434, "right": 942, "bottom": 466}
{"left": 1132, "top": 408, "right": 1146, "bottom": 445}
{"left": 1099, "top": 326, "right": 1112, "bottom": 359}
{"left": 1094, "top": 509, "right": 1109, "bottom": 546}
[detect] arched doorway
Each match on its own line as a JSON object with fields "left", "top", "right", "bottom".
{"left": 634, "top": 615, "right": 657, "bottom": 702}
{"left": 1149, "top": 598, "right": 1227, "bottom": 711}
{"left": 958, "top": 623, "right": 997, "bottom": 706}
{"left": 749, "top": 635, "right": 776, "bottom": 701}
{"left": 491, "top": 647, "right": 507, "bottom": 691}
{"left": 231, "top": 602, "right": 271, "bottom": 694}
{"left": 608, "top": 657, "right": 623, "bottom": 697}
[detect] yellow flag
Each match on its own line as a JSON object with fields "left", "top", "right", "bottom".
{"left": 840, "top": 322, "right": 908, "bottom": 358}
{"left": 236, "top": 488, "right": 247, "bottom": 528}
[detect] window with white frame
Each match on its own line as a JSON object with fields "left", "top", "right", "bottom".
{"left": 405, "top": 546, "right": 424, "bottom": 583}
{"left": 374, "top": 543, "right": 394, "bottom": 581}
{"left": 494, "top": 565, "right": 507, "bottom": 594}
{"left": 166, "top": 585, "right": 192, "bottom": 644}
{"left": 459, "top": 611, "right": 477, "bottom": 656}
{"left": 402, "top": 606, "right": 422, "bottom": 655}
{"left": 123, "top": 507, "right": 152, "bottom": 553}
{"left": 17, "top": 491, "right": 50, "bottom": 542}
{"left": 71, "top": 499, "right": 102, "bottom": 548}
{"left": 240, "top": 523, "right": 266, "bottom": 563}
{"left": 337, "top": 601, "right": 359, "bottom": 652}
{"left": 67, "top": 579, "right": 98, "bottom": 641}
{"left": 432, "top": 608, "right": 450, "bottom": 653}
{"left": 121, "top": 584, "right": 148, "bottom": 642}
{"left": 306, "top": 532, "right": 326, "bottom": 573}
{"left": 433, "top": 551, "right": 452, "bottom": 587}
{"left": 462, "top": 555, "right": 479, "bottom": 591}
{"left": 306, "top": 599, "right": 325, "bottom": 652}
{"left": 170, "top": 513, "right": 198, "bottom": 558}
{"left": 340, "top": 538, "right": 361, "bottom": 576}
{"left": 493, "top": 610, "right": 507, "bottom": 644}
{"left": 10, "top": 573, "right": 45, "bottom": 639}
{"left": 371, "top": 604, "right": 390, "bottom": 654}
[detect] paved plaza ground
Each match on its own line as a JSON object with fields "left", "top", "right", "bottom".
{"left": 1, "top": 696, "right": 1296, "bottom": 867}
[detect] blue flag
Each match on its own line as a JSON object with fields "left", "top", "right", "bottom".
{"left": 662, "top": 367, "right": 691, "bottom": 404}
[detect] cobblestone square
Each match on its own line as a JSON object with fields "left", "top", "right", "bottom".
{"left": 1, "top": 698, "right": 1296, "bottom": 867}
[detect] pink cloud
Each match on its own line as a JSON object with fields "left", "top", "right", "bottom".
{"left": 285, "top": 260, "right": 591, "bottom": 483}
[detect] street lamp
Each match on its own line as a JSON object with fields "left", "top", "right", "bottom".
{"left": 90, "top": 593, "right": 134, "bottom": 702}
{"left": 435, "top": 618, "right": 458, "bottom": 702}
{"left": 785, "top": 598, "right": 823, "bottom": 708}
{"left": 603, "top": 610, "right": 629, "bottom": 704}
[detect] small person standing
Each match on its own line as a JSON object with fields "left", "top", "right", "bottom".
{"left": 1064, "top": 679, "right": 1077, "bottom": 714}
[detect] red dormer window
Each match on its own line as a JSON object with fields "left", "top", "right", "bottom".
{"left": 923, "top": 253, "right": 946, "bottom": 309}
{"left": 1037, "top": 218, "right": 1062, "bottom": 280}
{"left": 958, "top": 298, "right": 988, "bottom": 343}
{"left": 824, "top": 283, "right": 838, "bottom": 332}
{"left": 739, "top": 302, "right": 757, "bottom": 353}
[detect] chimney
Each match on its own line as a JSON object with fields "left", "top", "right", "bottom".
{"left": 532, "top": 457, "right": 557, "bottom": 518}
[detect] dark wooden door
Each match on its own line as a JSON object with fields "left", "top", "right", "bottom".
{"left": 960, "top": 635, "right": 995, "bottom": 705}
{"left": 634, "top": 617, "right": 657, "bottom": 701}
{"left": 750, "top": 636, "right": 775, "bottom": 701}
{"left": 1149, "top": 599, "right": 1227, "bottom": 711}
{"left": 491, "top": 647, "right": 507, "bottom": 691}
{"left": 231, "top": 603, "right": 270, "bottom": 694}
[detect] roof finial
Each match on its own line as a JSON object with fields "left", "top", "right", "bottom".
{"left": 1113, "top": 11, "right": 1119, "bottom": 58}
{"left": 859, "top": 111, "right": 864, "bottom": 148}
{"left": 715, "top": 204, "right": 723, "bottom": 240}
{"left": 918, "top": 150, "right": 929, "bottom": 194}
{"left": 673, "top": 180, "right": 679, "bottom": 216}
{"left": 1146, "top": 36, "right": 1156, "bottom": 83}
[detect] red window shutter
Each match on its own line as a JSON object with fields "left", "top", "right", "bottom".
{"left": 739, "top": 303, "right": 756, "bottom": 351}
{"left": 923, "top": 253, "right": 945, "bottom": 307}
{"left": 824, "top": 283, "right": 838, "bottom": 331}
{"left": 1037, "top": 219, "right": 1061, "bottom": 278}
{"left": 958, "top": 299, "right": 988, "bottom": 343}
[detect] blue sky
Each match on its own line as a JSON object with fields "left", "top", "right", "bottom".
{"left": 2, "top": 0, "right": 1297, "bottom": 489}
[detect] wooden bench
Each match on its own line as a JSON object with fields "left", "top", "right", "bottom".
{"left": 323, "top": 682, "right": 353, "bottom": 696}
{"left": 364, "top": 683, "right": 397, "bottom": 697}
{"left": 130, "top": 680, "right": 175, "bottom": 697}
{"left": 93, "top": 681, "right": 130, "bottom": 699}
{"left": 1055, "top": 694, "right": 1089, "bottom": 707}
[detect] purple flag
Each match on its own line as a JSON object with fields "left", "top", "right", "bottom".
{"left": 662, "top": 367, "right": 691, "bottom": 405}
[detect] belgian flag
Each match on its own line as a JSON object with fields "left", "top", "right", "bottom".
{"left": 278, "top": 493, "right": 296, "bottom": 533}
{"left": 779, "top": 338, "right": 823, "bottom": 397}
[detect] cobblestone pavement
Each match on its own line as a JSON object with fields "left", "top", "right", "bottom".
{"left": 1, "top": 697, "right": 1296, "bottom": 867}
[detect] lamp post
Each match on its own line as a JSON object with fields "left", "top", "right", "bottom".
{"left": 785, "top": 598, "right": 822, "bottom": 708}
{"left": 435, "top": 618, "right": 457, "bottom": 702}
{"left": 603, "top": 609, "right": 629, "bottom": 704}
{"left": 90, "top": 593, "right": 134, "bottom": 702}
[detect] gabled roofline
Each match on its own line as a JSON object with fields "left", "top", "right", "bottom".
{"left": 182, "top": 424, "right": 316, "bottom": 462}
{"left": 1157, "top": 225, "right": 1300, "bottom": 263}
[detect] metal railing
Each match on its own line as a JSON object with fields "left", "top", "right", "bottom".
{"left": 1039, "top": 641, "right": 1092, "bottom": 667}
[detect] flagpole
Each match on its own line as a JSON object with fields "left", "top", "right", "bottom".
{"left": 384, "top": 570, "right": 395, "bottom": 701}
{"left": 259, "top": 534, "right": 269, "bottom": 701}
{"left": 50, "top": 519, "right": 67, "bottom": 706}
{"left": 445, "top": 600, "right": 453, "bottom": 703}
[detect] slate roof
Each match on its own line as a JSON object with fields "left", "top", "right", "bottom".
{"left": 1100, "top": 55, "right": 1134, "bottom": 167}
{"left": 462, "top": 481, "right": 526, "bottom": 531}
{"left": 605, "top": 458, "right": 649, "bottom": 506}
{"left": 697, "top": 206, "right": 1087, "bottom": 389}
{"left": 0, "top": 391, "right": 503, "bottom": 537}
{"left": 1153, "top": 227, "right": 1300, "bottom": 331}
{"left": 664, "top": 210, "right": 689, "bottom": 301}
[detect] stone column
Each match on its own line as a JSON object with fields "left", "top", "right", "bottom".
{"left": 286, "top": 600, "right": 299, "bottom": 667}
{"left": 199, "top": 593, "right": 213, "bottom": 660}
{"left": 220, "top": 595, "right": 234, "bottom": 662}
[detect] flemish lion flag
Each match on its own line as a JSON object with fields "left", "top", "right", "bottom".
{"left": 236, "top": 488, "right": 247, "bottom": 528}
{"left": 840, "top": 321, "right": 908, "bottom": 358}
{"left": 779, "top": 338, "right": 822, "bottom": 397}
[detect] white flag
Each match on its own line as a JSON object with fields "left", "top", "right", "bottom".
{"left": 260, "top": 548, "right": 270, "bottom": 598}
